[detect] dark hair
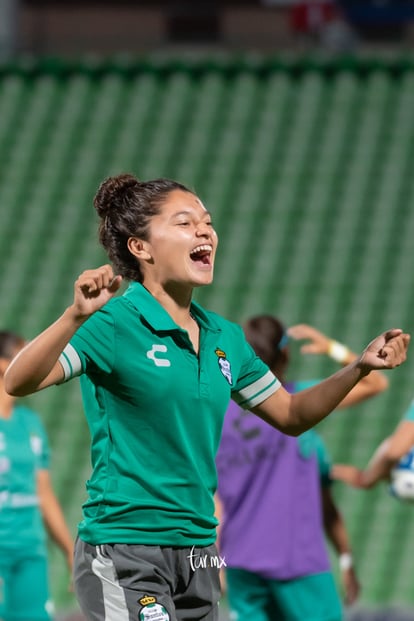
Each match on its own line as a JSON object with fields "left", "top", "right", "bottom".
{"left": 94, "top": 173, "right": 193, "bottom": 282}
{"left": 0, "top": 331, "right": 24, "bottom": 359}
{"left": 243, "top": 315, "right": 288, "bottom": 371}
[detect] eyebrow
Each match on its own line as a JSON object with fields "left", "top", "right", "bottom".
{"left": 172, "top": 210, "right": 212, "bottom": 219}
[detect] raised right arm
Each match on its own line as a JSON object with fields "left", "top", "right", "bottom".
{"left": 5, "top": 308, "right": 84, "bottom": 394}
{"left": 5, "top": 265, "right": 122, "bottom": 396}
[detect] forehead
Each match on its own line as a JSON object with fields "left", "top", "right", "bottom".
{"left": 160, "top": 189, "right": 208, "bottom": 217}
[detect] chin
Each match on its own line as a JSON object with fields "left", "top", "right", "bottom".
{"left": 187, "top": 264, "right": 214, "bottom": 285}
{"left": 191, "top": 273, "right": 214, "bottom": 287}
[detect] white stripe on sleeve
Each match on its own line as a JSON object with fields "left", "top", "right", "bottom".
{"left": 233, "top": 370, "right": 281, "bottom": 409}
{"left": 58, "top": 343, "right": 82, "bottom": 380}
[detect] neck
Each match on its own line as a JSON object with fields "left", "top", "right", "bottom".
{"left": 143, "top": 281, "right": 194, "bottom": 325}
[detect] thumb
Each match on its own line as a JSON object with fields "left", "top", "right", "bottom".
{"left": 383, "top": 328, "right": 403, "bottom": 341}
{"left": 376, "top": 328, "right": 404, "bottom": 359}
{"left": 108, "top": 275, "right": 123, "bottom": 293}
{"left": 366, "top": 328, "right": 403, "bottom": 355}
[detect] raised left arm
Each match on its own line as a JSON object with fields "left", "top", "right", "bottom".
{"left": 288, "top": 323, "right": 389, "bottom": 408}
{"left": 252, "top": 329, "right": 409, "bottom": 436}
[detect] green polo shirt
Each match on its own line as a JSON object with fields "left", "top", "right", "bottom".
{"left": 59, "top": 282, "right": 279, "bottom": 546}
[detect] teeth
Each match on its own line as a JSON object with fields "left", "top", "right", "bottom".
{"left": 190, "top": 244, "right": 212, "bottom": 256}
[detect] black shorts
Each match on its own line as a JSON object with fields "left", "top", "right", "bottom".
{"left": 74, "top": 538, "right": 222, "bottom": 621}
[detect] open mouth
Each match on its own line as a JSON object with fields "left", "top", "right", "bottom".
{"left": 190, "top": 244, "right": 212, "bottom": 267}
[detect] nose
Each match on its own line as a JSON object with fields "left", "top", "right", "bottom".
{"left": 196, "top": 222, "right": 211, "bottom": 238}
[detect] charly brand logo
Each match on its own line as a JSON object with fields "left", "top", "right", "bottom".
{"left": 215, "top": 348, "right": 233, "bottom": 385}
{"left": 187, "top": 546, "right": 227, "bottom": 571}
{"left": 146, "top": 345, "right": 171, "bottom": 367}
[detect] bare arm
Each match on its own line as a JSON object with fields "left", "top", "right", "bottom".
{"left": 5, "top": 309, "right": 84, "bottom": 395}
{"left": 332, "top": 420, "right": 414, "bottom": 489}
{"left": 252, "top": 329, "right": 409, "bottom": 436}
{"left": 287, "top": 323, "right": 389, "bottom": 408}
{"left": 322, "top": 486, "right": 360, "bottom": 605}
{"left": 214, "top": 493, "right": 223, "bottom": 547}
{"left": 5, "top": 266, "right": 123, "bottom": 396}
{"left": 37, "top": 469, "right": 74, "bottom": 572}
{"left": 213, "top": 493, "right": 226, "bottom": 594}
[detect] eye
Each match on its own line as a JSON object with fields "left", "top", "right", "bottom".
{"left": 177, "top": 221, "right": 190, "bottom": 226}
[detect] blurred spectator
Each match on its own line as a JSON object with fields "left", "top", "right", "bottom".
{"left": 0, "top": 330, "right": 74, "bottom": 621}
{"left": 289, "top": 0, "right": 357, "bottom": 50}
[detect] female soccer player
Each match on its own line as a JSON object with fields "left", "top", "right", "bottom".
{"left": 4, "top": 174, "right": 410, "bottom": 621}
{"left": 0, "top": 330, "right": 73, "bottom": 621}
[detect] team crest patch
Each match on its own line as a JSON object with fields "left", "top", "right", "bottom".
{"left": 215, "top": 348, "right": 233, "bottom": 385}
{"left": 138, "top": 596, "right": 170, "bottom": 621}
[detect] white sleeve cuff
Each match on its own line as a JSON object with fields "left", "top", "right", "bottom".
{"left": 58, "top": 343, "right": 82, "bottom": 381}
{"left": 234, "top": 371, "right": 281, "bottom": 409}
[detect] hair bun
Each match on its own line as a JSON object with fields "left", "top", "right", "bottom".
{"left": 94, "top": 173, "right": 140, "bottom": 218}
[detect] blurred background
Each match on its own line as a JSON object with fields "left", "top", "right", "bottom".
{"left": 1, "top": 1, "right": 414, "bottom": 619}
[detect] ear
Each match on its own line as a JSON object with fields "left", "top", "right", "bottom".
{"left": 128, "top": 237, "right": 152, "bottom": 261}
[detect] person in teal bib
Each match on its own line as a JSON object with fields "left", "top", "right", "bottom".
{"left": 4, "top": 173, "right": 410, "bottom": 621}
{"left": 0, "top": 331, "right": 74, "bottom": 621}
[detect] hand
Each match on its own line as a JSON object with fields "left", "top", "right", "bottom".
{"left": 287, "top": 324, "right": 331, "bottom": 356}
{"left": 342, "top": 566, "right": 360, "bottom": 606}
{"left": 331, "top": 464, "right": 364, "bottom": 488}
{"left": 358, "top": 329, "right": 410, "bottom": 371}
{"left": 71, "top": 265, "right": 123, "bottom": 320}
